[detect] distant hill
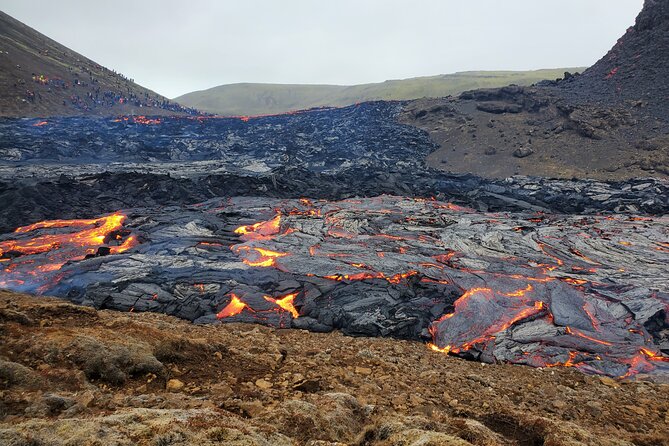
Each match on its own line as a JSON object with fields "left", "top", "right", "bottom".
{"left": 174, "top": 69, "right": 586, "bottom": 116}
{"left": 0, "top": 10, "right": 197, "bottom": 117}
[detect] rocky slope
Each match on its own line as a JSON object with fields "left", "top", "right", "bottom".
{"left": 0, "top": 11, "right": 197, "bottom": 117}
{"left": 1, "top": 291, "right": 668, "bottom": 446}
{"left": 561, "top": 0, "right": 669, "bottom": 113}
{"left": 403, "top": 0, "right": 669, "bottom": 180}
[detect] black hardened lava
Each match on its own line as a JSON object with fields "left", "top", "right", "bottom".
{"left": 1, "top": 102, "right": 667, "bottom": 232}
{"left": 1, "top": 102, "right": 668, "bottom": 378}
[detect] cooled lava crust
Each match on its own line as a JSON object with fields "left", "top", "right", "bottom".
{"left": 0, "top": 103, "right": 667, "bottom": 379}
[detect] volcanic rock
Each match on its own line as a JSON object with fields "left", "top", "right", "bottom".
{"left": 562, "top": 0, "right": 669, "bottom": 113}
{"left": 1, "top": 195, "right": 666, "bottom": 379}
{"left": 1, "top": 103, "right": 668, "bottom": 235}
{"left": 476, "top": 102, "right": 523, "bottom": 114}
{"left": 167, "top": 379, "right": 185, "bottom": 392}
{"left": 512, "top": 147, "right": 534, "bottom": 158}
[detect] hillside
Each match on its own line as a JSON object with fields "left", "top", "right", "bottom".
{"left": 560, "top": 0, "right": 669, "bottom": 117}
{"left": 0, "top": 11, "right": 196, "bottom": 117}
{"left": 403, "top": 0, "right": 669, "bottom": 180}
{"left": 174, "top": 69, "right": 585, "bottom": 116}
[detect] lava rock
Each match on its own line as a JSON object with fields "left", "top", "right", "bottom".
{"left": 513, "top": 147, "right": 534, "bottom": 158}
{"left": 476, "top": 102, "right": 523, "bottom": 114}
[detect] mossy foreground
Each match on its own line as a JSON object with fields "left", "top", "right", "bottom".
{"left": 1, "top": 291, "right": 667, "bottom": 445}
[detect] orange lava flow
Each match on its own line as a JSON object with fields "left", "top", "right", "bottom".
{"left": 198, "top": 241, "right": 225, "bottom": 247}
{"left": 233, "top": 246, "right": 288, "bottom": 267}
{"left": 133, "top": 116, "right": 162, "bottom": 125}
{"left": 545, "top": 351, "right": 582, "bottom": 368}
{"left": 433, "top": 252, "right": 456, "bottom": 263}
{"left": 420, "top": 277, "right": 450, "bottom": 285}
{"left": 564, "top": 326, "right": 613, "bottom": 346}
{"left": 216, "top": 294, "right": 249, "bottom": 318}
{"left": 535, "top": 242, "right": 565, "bottom": 271}
{"left": 562, "top": 278, "right": 588, "bottom": 285}
{"left": 431, "top": 286, "right": 546, "bottom": 354}
{"left": 434, "top": 287, "right": 492, "bottom": 323}
{"left": 582, "top": 303, "right": 600, "bottom": 330}
{"left": 264, "top": 292, "right": 300, "bottom": 318}
{"left": 428, "top": 343, "right": 452, "bottom": 354}
{"left": 14, "top": 215, "right": 121, "bottom": 235}
{"left": 503, "top": 284, "right": 533, "bottom": 297}
{"left": 639, "top": 348, "right": 669, "bottom": 363}
{"left": 0, "top": 213, "right": 137, "bottom": 292}
{"left": 323, "top": 270, "right": 418, "bottom": 284}
{"left": 234, "top": 214, "right": 282, "bottom": 241}
{"left": 619, "top": 347, "right": 669, "bottom": 379}
{"left": 387, "top": 270, "right": 419, "bottom": 284}
{"left": 324, "top": 272, "right": 385, "bottom": 281}
{"left": 110, "top": 235, "right": 138, "bottom": 254}
{"left": 1, "top": 213, "right": 133, "bottom": 259}
{"left": 432, "top": 202, "right": 474, "bottom": 212}
{"left": 455, "top": 301, "right": 545, "bottom": 352}
{"left": 569, "top": 248, "right": 600, "bottom": 265}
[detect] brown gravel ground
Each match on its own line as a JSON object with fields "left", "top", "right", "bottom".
{"left": 1, "top": 290, "right": 668, "bottom": 446}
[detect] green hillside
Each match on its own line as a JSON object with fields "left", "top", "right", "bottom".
{"left": 174, "top": 69, "right": 585, "bottom": 116}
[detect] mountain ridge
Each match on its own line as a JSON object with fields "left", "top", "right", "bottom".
{"left": 174, "top": 68, "right": 585, "bottom": 116}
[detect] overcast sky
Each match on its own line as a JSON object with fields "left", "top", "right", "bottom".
{"left": 1, "top": 0, "right": 644, "bottom": 98}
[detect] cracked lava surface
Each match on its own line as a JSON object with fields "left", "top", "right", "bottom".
{"left": 1, "top": 195, "right": 667, "bottom": 379}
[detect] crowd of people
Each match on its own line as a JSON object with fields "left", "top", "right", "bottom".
{"left": 18, "top": 59, "right": 198, "bottom": 115}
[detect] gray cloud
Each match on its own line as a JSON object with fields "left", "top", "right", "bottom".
{"left": 1, "top": 0, "right": 643, "bottom": 98}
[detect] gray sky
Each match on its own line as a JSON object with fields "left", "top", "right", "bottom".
{"left": 1, "top": 0, "right": 644, "bottom": 98}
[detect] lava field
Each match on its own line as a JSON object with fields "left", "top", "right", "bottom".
{"left": 1, "top": 103, "right": 668, "bottom": 379}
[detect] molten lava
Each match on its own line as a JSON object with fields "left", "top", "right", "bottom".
{"left": 264, "top": 292, "right": 300, "bottom": 318}
{"left": 322, "top": 270, "right": 418, "bottom": 284}
{"left": 0, "top": 213, "right": 137, "bottom": 293}
{"left": 431, "top": 286, "right": 547, "bottom": 355}
{"left": 133, "top": 116, "right": 162, "bottom": 125}
{"left": 233, "top": 246, "right": 288, "bottom": 267}
{"left": 216, "top": 293, "right": 249, "bottom": 318}
{"left": 565, "top": 326, "right": 613, "bottom": 346}
{"left": 11, "top": 196, "right": 654, "bottom": 378}
{"left": 234, "top": 214, "right": 282, "bottom": 241}
{"left": 324, "top": 271, "right": 386, "bottom": 281}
